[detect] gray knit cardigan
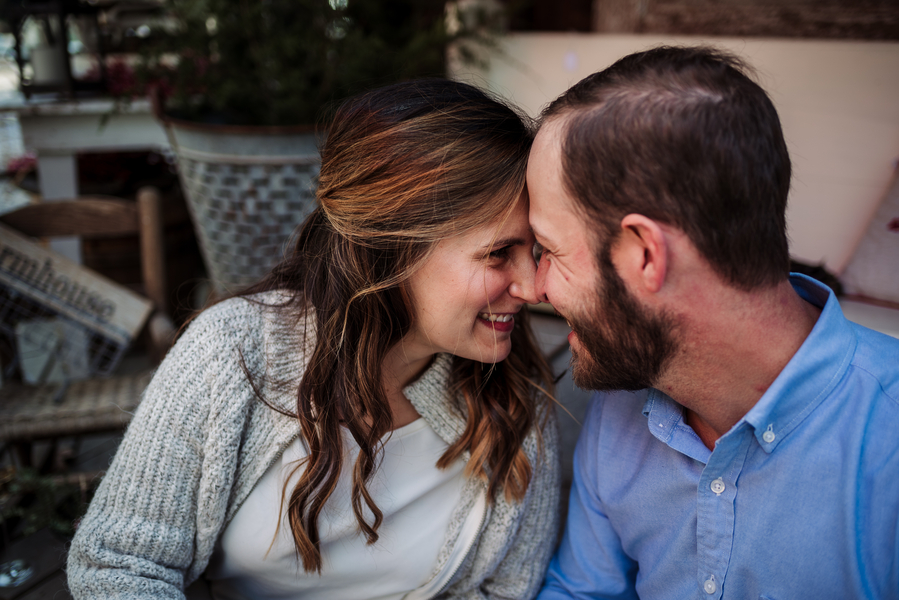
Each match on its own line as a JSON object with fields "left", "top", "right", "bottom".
{"left": 67, "top": 294, "right": 561, "bottom": 599}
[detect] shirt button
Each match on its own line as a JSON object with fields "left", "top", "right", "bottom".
{"left": 710, "top": 477, "right": 725, "bottom": 495}
{"left": 704, "top": 576, "right": 717, "bottom": 594}
{"left": 763, "top": 424, "right": 776, "bottom": 443}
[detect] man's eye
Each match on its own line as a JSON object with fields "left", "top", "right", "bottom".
{"left": 532, "top": 242, "right": 545, "bottom": 263}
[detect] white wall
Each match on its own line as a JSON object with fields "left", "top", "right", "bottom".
{"left": 451, "top": 34, "right": 899, "bottom": 275}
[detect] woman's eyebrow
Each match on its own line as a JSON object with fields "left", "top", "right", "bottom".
{"left": 482, "top": 236, "right": 527, "bottom": 250}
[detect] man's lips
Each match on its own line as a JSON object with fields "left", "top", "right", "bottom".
{"left": 554, "top": 310, "right": 577, "bottom": 344}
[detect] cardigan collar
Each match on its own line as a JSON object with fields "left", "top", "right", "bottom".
{"left": 404, "top": 353, "right": 467, "bottom": 448}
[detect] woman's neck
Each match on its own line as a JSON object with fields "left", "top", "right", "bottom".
{"left": 379, "top": 342, "right": 432, "bottom": 429}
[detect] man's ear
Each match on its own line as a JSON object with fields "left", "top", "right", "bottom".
{"left": 614, "top": 214, "right": 668, "bottom": 294}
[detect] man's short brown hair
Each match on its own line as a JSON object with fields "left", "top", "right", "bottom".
{"left": 543, "top": 45, "right": 792, "bottom": 290}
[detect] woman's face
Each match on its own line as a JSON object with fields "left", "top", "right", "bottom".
{"left": 402, "top": 197, "right": 539, "bottom": 367}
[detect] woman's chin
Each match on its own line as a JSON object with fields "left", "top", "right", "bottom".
{"left": 465, "top": 342, "right": 512, "bottom": 365}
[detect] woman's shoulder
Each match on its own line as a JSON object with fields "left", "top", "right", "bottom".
{"left": 190, "top": 290, "right": 296, "bottom": 330}
{"left": 186, "top": 290, "right": 308, "bottom": 344}
{"left": 140, "top": 291, "right": 308, "bottom": 431}
{"left": 158, "top": 291, "right": 310, "bottom": 385}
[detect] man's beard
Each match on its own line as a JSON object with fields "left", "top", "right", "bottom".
{"left": 568, "top": 244, "right": 679, "bottom": 391}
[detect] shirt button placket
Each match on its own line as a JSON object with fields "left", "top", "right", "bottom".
{"left": 703, "top": 480, "right": 725, "bottom": 595}
{"left": 697, "top": 429, "right": 752, "bottom": 600}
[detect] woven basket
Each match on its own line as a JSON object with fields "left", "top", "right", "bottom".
{"left": 163, "top": 119, "right": 321, "bottom": 295}
{"left": 0, "top": 370, "right": 153, "bottom": 442}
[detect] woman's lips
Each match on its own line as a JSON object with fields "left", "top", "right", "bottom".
{"left": 478, "top": 312, "right": 515, "bottom": 333}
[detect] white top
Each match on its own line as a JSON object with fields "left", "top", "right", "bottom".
{"left": 206, "top": 418, "right": 467, "bottom": 600}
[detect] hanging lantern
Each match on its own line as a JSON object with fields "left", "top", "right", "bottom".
{"left": 4, "top": 0, "right": 107, "bottom": 98}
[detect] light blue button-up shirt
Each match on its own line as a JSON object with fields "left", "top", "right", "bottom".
{"left": 539, "top": 275, "right": 899, "bottom": 599}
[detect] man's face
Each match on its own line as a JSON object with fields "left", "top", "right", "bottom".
{"left": 527, "top": 118, "right": 678, "bottom": 390}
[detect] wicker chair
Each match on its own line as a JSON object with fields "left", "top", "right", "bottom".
{"left": 0, "top": 187, "right": 174, "bottom": 469}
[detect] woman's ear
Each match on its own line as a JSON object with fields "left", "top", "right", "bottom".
{"left": 614, "top": 214, "right": 668, "bottom": 294}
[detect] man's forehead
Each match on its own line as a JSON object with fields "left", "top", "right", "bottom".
{"left": 529, "top": 121, "right": 574, "bottom": 218}
{"left": 527, "top": 117, "right": 602, "bottom": 255}
{"left": 528, "top": 120, "right": 565, "bottom": 196}
{"left": 531, "top": 117, "right": 566, "bottom": 158}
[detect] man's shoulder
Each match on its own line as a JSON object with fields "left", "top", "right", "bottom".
{"left": 585, "top": 389, "right": 651, "bottom": 424}
{"left": 846, "top": 323, "right": 899, "bottom": 404}
{"left": 580, "top": 389, "right": 655, "bottom": 453}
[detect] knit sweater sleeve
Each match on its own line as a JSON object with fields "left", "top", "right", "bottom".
{"left": 66, "top": 299, "right": 266, "bottom": 599}
{"left": 476, "top": 405, "right": 562, "bottom": 600}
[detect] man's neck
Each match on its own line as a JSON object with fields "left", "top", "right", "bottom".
{"left": 657, "top": 278, "right": 822, "bottom": 449}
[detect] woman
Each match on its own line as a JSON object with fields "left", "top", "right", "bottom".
{"left": 67, "top": 79, "right": 560, "bottom": 600}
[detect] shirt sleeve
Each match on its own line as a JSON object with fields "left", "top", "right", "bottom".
{"left": 66, "top": 307, "right": 251, "bottom": 599}
{"left": 537, "top": 394, "right": 639, "bottom": 600}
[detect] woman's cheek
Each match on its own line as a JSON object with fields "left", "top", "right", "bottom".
{"left": 487, "top": 271, "right": 513, "bottom": 301}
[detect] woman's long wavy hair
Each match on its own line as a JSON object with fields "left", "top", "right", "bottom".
{"left": 239, "top": 79, "right": 554, "bottom": 573}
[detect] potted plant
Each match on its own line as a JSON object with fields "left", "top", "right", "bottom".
{"left": 136, "top": 0, "right": 497, "bottom": 295}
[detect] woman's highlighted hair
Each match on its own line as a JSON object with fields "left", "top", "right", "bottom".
{"left": 241, "top": 78, "right": 553, "bottom": 573}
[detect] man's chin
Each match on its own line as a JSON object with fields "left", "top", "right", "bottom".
{"left": 569, "top": 347, "right": 604, "bottom": 390}
{"left": 569, "top": 344, "right": 653, "bottom": 392}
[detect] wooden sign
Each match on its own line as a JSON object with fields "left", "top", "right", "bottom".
{"left": 0, "top": 222, "right": 152, "bottom": 346}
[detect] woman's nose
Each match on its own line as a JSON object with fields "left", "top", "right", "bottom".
{"left": 509, "top": 253, "right": 540, "bottom": 305}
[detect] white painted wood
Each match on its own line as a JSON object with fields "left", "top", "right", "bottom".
{"left": 35, "top": 153, "right": 81, "bottom": 262}
{"left": 6, "top": 96, "right": 170, "bottom": 264}
{"left": 18, "top": 110, "right": 169, "bottom": 154}
{"left": 8, "top": 97, "right": 169, "bottom": 154}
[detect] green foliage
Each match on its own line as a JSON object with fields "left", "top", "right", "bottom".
{"left": 0, "top": 467, "right": 98, "bottom": 539}
{"left": 140, "top": 0, "right": 495, "bottom": 126}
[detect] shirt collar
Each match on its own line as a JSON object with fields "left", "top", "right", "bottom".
{"left": 740, "top": 274, "right": 857, "bottom": 453}
{"left": 643, "top": 388, "right": 712, "bottom": 463}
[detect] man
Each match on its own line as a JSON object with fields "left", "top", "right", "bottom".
{"left": 528, "top": 46, "right": 899, "bottom": 599}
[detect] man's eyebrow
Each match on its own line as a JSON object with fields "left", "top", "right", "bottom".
{"left": 529, "top": 225, "right": 549, "bottom": 243}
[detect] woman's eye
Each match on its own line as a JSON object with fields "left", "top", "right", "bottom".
{"left": 532, "top": 242, "right": 545, "bottom": 263}
{"left": 489, "top": 246, "right": 511, "bottom": 260}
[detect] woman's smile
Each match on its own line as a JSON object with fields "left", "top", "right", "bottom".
{"left": 477, "top": 311, "right": 516, "bottom": 333}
